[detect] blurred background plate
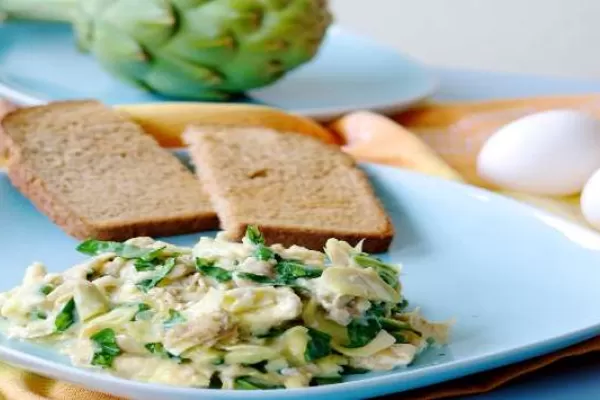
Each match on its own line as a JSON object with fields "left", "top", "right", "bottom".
{"left": 0, "top": 22, "right": 437, "bottom": 121}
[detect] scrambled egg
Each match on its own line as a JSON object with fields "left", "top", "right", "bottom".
{"left": 0, "top": 227, "right": 451, "bottom": 389}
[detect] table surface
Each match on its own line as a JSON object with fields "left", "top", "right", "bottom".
{"left": 432, "top": 67, "right": 600, "bottom": 400}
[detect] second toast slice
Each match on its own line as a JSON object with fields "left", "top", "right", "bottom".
{"left": 184, "top": 126, "right": 394, "bottom": 252}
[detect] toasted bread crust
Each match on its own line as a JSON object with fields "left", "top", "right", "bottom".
{"left": 185, "top": 126, "right": 394, "bottom": 252}
{"left": 1, "top": 101, "right": 218, "bottom": 240}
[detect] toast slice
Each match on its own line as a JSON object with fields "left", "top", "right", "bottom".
{"left": 184, "top": 126, "right": 394, "bottom": 252}
{"left": 1, "top": 100, "right": 218, "bottom": 240}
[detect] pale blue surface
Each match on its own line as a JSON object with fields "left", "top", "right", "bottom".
{"left": 3, "top": 162, "right": 600, "bottom": 399}
{"left": 0, "top": 22, "right": 437, "bottom": 120}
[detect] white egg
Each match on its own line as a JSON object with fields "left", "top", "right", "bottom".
{"left": 581, "top": 168, "right": 600, "bottom": 229}
{"left": 477, "top": 109, "right": 600, "bottom": 196}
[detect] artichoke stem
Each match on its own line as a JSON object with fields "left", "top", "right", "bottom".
{"left": 0, "top": 0, "right": 78, "bottom": 22}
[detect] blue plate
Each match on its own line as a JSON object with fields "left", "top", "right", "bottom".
{"left": 2, "top": 160, "right": 600, "bottom": 399}
{"left": 0, "top": 22, "right": 437, "bottom": 120}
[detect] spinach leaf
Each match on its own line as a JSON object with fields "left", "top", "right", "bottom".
{"left": 346, "top": 303, "right": 420, "bottom": 348}
{"left": 78, "top": 240, "right": 170, "bottom": 272}
{"left": 55, "top": 298, "right": 77, "bottom": 332}
{"left": 234, "top": 376, "right": 284, "bottom": 390}
{"left": 90, "top": 328, "right": 122, "bottom": 368}
{"left": 275, "top": 260, "right": 322, "bottom": 284}
{"left": 310, "top": 376, "right": 344, "bottom": 386}
{"left": 245, "top": 360, "right": 269, "bottom": 373}
{"left": 237, "top": 260, "right": 322, "bottom": 287}
{"left": 245, "top": 225, "right": 265, "bottom": 245}
{"left": 342, "top": 366, "right": 370, "bottom": 375}
{"left": 163, "top": 309, "right": 186, "bottom": 328}
{"left": 254, "top": 245, "right": 275, "bottom": 261}
{"left": 195, "top": 258, "right": 232, "bottom": 282}
{"left": 137, "top": 303, "right": 151, "bottom": 313}
{"left": 305, "top": 328, "right": 332, "bottom": 361}
{"left": 134, "top": 247, "right": 167, "bottom": 271}
{"left": 368, "top": 302, "right": 390, "bottom": 319}
{"left": 209, "top": 374, "right": 223, "bottom": 389}
{"left": 212, "top": 357, "right": 225, "bottom": 366}
{"left": 136, "top": 258, "right": 176, "bottom": 292}
{"left": 39, "top": 284, "right": 54, "bottom": 295}
{"left": 244, "top": 225, "right": 276, "bottom": 261}
{"left": 346, "top": 315, "right": 381, "bottom": 348}
{"left": 391, "top": 332, "right": 408, "bottom": 344}
{"left": 236, "top": 272, "right": 281, "bottom": 285}
{"left": 392, "top": 299, "right": 409, "bottom": 314}
{"left": 144, "top": 342, "right": 188, "bottom": 364}
{"left": 77, "top": 240, "right": 157, "bottom": 259}
{"left": 211, "top": 357, "right": 225, "bottom": 365}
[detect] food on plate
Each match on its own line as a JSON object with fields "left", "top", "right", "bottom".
{"left": 0, "top": 100, "right": 218, "bottom": 240}
{"left": 116, "top": 103, "right": 340, "bottom": 148}
{"left": 329, "top": 111, "right": 465, "bottom": 182}
{"left": 184, "top": 126, "right": 394, "bottom": 253}
{"left": 477, "top": 109, "right": 600, "bottom": 196}
{"left": 0, "top": 227, "right": 450, "bottom": 389}
{"left": 580, "top": 168, "right": 600, "bottom": 230}
{"left": 0, "top": 0, "right": 333, "bottom": 100}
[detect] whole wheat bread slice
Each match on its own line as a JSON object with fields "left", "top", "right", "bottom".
{"left": 184, "top": 126, "right": 394, "bottom": 252}
{"left": 1, "top": 100, "right": 218, "bottom": 240}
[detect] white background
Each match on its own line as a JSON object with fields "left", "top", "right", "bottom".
{"left": 331, "top": 0, "right": 600, "bottom": 79}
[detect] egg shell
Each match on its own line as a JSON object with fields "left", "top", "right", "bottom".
{"left": 581, "top": 168, "right": 600, "bottom": 229}
{"left": 477, "top": 109, "right": 600, "bottom": 196}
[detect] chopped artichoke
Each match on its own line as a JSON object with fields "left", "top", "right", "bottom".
{"left": 223, "top": 287, "right": 302, "bottom": 335}
{"left": 332, "top": 330, "right": 396, "bottom": 358}
{"left": 350, "top": 344, "right": 418, "bottom": 371}
{"left": 318, "top": 267, "right": 400, "bottom": 303}
{"left": 302, "top": 299, "right": 349, "bottom": 345}
{"left": 73, "top": 281, "right": 110, "bottom": 322}
{"left": 224, "top": 345, "right": 279, "bottom": 365}
{"left": 277, "top": 326, "right": 309, "bottom": 367}
{"left": 163, "top": 311, "right": 232, "bottom": 355}
{"left": 80, "top": 305, "right": 138, "bottom": 337}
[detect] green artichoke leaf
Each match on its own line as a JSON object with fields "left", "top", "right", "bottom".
{"left": 23, "top": 0, "right": 334, "bottom": 100}
{"left": 101, "top": 0, "right": 176, "bottom": 46}
{"left": 90, "top": 26, "right": 152, "bottom": 83}
{"left": 144, "top": 53, "right": 228, "bottom": 99}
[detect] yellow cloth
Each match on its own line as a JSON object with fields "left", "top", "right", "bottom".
{"left": 0, "top": 363, "right": 118, "bottom": 400}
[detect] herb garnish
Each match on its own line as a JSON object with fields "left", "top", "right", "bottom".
{"left": 195, "top": 258, "right": 232, "bottom": 282}
{"left": 55, "top": 298, "right": 77, "bottom": 332}
{"left": 90, "top": 328, "right": 122, "bottom": 368}
{"left": 305, "top": 328, "right": 332, "bottom": 361}
{"left": 136, "top": 257, "right": 176, "bottom": 292}
{"left": 145, "top": 342, "right": 188, "bottom": 364}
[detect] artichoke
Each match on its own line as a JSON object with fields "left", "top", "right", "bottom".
{"left": 1, "top": 0, "right": 333, "bottom": 100}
